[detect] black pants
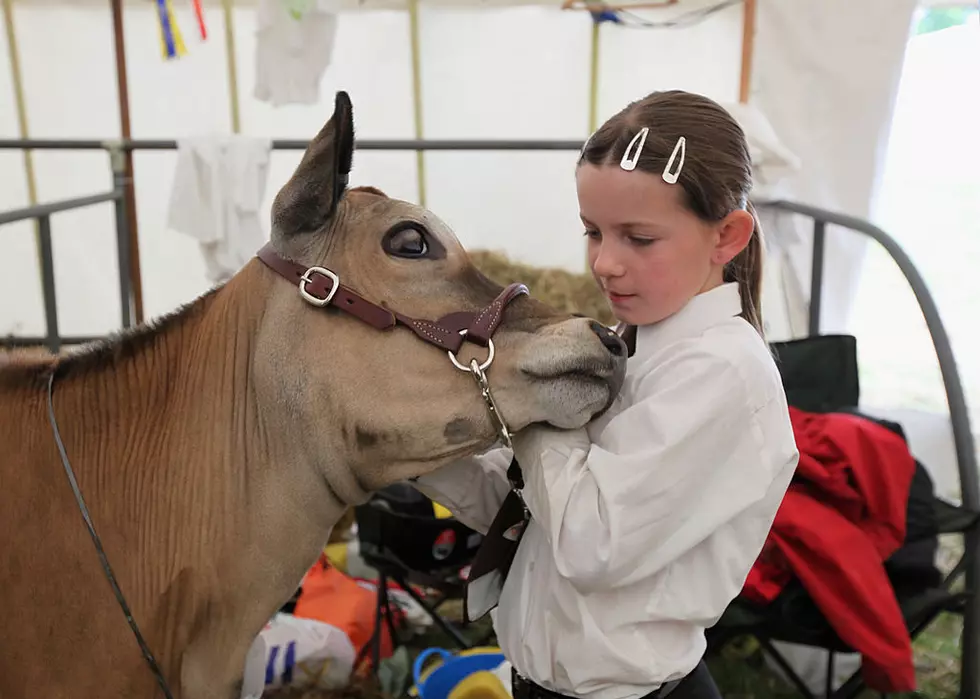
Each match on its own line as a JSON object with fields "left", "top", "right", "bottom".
{"left": 512, "top": 661, "right": 721, "bottom": 699}
{"left": 668, "top": 661, "right": 722, "bottom": 699}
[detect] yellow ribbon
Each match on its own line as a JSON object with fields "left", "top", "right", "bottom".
{"left": 157, "top": 0, "right": 187, "bottom": 59}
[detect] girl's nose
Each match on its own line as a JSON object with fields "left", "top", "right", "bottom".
{"left": 591, "top": 243, "right": 624, "bottom": 278}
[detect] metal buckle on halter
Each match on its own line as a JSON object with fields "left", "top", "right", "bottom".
{"left": 448, "top": 329, "right": 495, "bottom": 373}
{"left": 298, "top": 266, "right": 340, "bottom": 308}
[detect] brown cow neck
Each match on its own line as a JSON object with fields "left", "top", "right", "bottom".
{"left": 48, "top": 260, "right": 353, "bottom": 697}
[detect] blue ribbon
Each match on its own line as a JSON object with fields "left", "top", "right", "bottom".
{"left": 157, "top": 0, "right": 177, "bottom": 58}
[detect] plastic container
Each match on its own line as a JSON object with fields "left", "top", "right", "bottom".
{"left": 413, "top": 647, "right": 507, "bottom": 699}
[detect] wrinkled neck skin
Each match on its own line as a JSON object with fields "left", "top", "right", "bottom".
{"left": 48, "top": 264, "right": 357, "bottom": 698}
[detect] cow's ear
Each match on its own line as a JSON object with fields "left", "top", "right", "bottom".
{"left": 271, "top": 91, "right": 355, "bottom": 237}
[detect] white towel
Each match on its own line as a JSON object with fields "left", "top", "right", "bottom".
{"left": 254, "top": 0, "right": 339, "bottom": 107}
{"left": 722, "top": 102, "right": 803, "bottom": 198}
{"left": 166, "top": 135, "right": 272, "bottom": 284}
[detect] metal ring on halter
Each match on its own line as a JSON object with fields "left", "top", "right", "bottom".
{"left": 448, "top": 329, "right": 495, "bottom": 372}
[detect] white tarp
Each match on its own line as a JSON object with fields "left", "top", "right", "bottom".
{"left": 751, "top": 0, "right": 919, "bottom": 338}
{"left": 0, "top": 0, "right": 918, "bottom": 344}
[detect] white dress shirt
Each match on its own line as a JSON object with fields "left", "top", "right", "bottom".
{"left": 413, "top": 282, "right": 800, "bottom": 699}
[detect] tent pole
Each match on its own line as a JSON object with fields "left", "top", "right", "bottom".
{"left": 109, "top": 0, "right": 144, "bottom": 324}
{"left": 408, "top": 0, "right": 425, "bottom": 207}
{"left": 588, "top": 18, "right": 600, "bottom": 132}
{"left": 583, "top": 16, "right": 600, "bottom": 271}
{"left": 738, "top": 0, "right": 756, "bottom": 103}
{"left": 222, "top": 0, "right": 241, "bottom": 133}
{"left": 2, "top": 0, "right": 43, "bottom": 286}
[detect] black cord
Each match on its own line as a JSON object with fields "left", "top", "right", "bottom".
{"left": 593, "top": 0, "right": 743, "bottom": 29}
{"left": 47, "top": 369, "right": 175, "bottom": 699}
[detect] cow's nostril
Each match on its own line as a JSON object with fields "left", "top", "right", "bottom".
{"left": 588, "top": 320, "right": 626, "bottom": 357}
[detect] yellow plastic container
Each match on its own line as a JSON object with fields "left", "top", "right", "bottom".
{"left": 448, "top": 670, "right": 510, "bottom": 699}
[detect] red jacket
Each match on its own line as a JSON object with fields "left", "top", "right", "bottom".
{"left": 742, "top": 407, "right": 917, "bottom": 692}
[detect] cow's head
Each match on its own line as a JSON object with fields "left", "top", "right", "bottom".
{"left": 253, "top": 92, "right": 627, "bottom": 496}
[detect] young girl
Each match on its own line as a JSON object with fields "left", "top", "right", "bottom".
{"left": 413, "top": 90, "right": 800, "bottom": 699}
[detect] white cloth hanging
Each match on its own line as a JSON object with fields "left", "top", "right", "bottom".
{"left": 254, "top": 0, "right": 339, "bottom": 107}
{"left": 166, "top": 135, "right": 272, "bottom": 284}
{"left": 721, "top": 102, "right": 802, "bottom": 199}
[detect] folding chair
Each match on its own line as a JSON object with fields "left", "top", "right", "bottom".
{"left": 705, "top": 334, "right": 980, "bottom": 699}
{"left": 353, "top": 483, "right": 486, "bottom": 672}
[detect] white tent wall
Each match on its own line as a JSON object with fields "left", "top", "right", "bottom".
{"left": 0, "top": 0, "right": 752, "bottom": 337}
{"left": 751, "top": 0, "right": 919, "bottom": 338}
{"left": 849, "top": 13, "right": 980, "bottom": 501}
{"left": 0, "top": 0, "right": 922, "bottom": 349}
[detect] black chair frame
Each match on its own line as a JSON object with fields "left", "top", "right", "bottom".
{"left": 706, "top": 200, "right": 980, "bottom": 699}
{"left": 352, "top": 492, "right": 487, "bottom": 674}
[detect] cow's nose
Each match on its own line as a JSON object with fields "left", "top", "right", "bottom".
{"left": 589, "top": 320, "right": 627, "bottom": 357}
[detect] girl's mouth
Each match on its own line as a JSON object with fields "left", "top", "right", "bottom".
{"left": 607, "top": 291, "right": 635, "bottom": 304}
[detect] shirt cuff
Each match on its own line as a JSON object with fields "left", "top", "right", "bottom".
{"left": 512, "top": 425, "right": 592, "bottom": 472}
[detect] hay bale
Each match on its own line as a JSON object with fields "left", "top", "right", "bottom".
{"left": 262, "top": 675, "right": 389, "bottom": 699}
{"left": 468, "top": 250, "right": 615, "bottom": 327}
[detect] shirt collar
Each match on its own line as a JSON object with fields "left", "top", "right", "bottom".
{"left": 620, "top": 282, "right": 743, "bottom": 360}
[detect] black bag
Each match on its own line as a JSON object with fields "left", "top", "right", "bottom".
{"left": 770, "top": 334, "right": 860, "bottom": 412}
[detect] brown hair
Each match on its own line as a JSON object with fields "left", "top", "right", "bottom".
{"left": 578, "top": 90, "right": 765, "bottom": 337}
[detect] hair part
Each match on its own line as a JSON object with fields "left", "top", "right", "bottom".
{"left": 579, "top": 89, "right": 765, "bottom": 337}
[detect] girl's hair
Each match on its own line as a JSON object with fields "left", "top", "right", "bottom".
{"left": 578, "top": 90, "right": 765, "bottom": 337}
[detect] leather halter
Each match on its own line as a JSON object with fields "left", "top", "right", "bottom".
{"left": 255, "top": 243, "right": 529, "bottom": 357}
{"left": 256, "top": 242, "right": 529, "bottom": 445}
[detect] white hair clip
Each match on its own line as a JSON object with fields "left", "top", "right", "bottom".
{"left": 662, "top": 135, "right": 686, "bottom": 184}
{"left": 619, "top": 128, "right": 687, "bottom": 184}
{"left": 619, "top": 127, "right": 649, "bottom": 172}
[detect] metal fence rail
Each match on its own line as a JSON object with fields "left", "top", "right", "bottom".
{"left": 0, "top": 183, "right": 131, "bottom": 353}
{"left": 0, "top": 138, "right": 587, "bottom": 152}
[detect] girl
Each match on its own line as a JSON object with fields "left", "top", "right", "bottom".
{"left": 414, "top": 90, "right": 800, "bottom": 699}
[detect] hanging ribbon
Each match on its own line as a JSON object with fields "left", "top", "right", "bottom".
{"left": 191, "top": 0, "right": 207, "bottom": 40}
{"left": 156, "top": 0, "right": 187, "bottom": 60}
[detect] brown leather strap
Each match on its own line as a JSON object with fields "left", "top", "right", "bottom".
{"left": 464, "top": 283, "right": 529, "bottom": 346}
{"left": 255, "top": 243, "right": 528, "bottom": 354}
{"left": 256, "top": 242, "right": 397, "bottom": 327}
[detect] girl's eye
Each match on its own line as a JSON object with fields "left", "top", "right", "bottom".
{"left": 629, "top": 236, "right": 656, "bottom": 247}
{"left": 583, "top": 229, "right": 601, "bottom": 239}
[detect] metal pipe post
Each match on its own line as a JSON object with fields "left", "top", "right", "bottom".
{"left": 1, "top": 335, "right": 103, "bottom": 349}
{"left": 109, "top": 0, "right": 144, "bottom": 324}
{"left": 36, "top": 215, "right": 60, "bottom": 353}
{"left": 221, "top": 0, "right": 241, "bottom": 133}
{"left": 0, "top": 137, "right": 588, "bottom": 151}
{"left": 588, "top": 18, "right": 600, "bottom": 132}
{"left": 109, "top": 146, "right": 133, "bottom": 329}
{"left": 0, "top": 191, "right": 121, "bottom": 225}
{"left": 738, "top": 0, "right": 756, "bottom": 103}
{"left": 2, "top": 0, "right": 45, "bottom": 287}
{"left": 808, "top": 218, "right": 826, "bottom": 336}
{"left": 407, "top": 0, "right": 426, "bottom": 206}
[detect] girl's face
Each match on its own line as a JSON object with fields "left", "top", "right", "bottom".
{"left": 576, "top": 162, "right": 750, "bottom": 326}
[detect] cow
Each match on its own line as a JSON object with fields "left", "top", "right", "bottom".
{"left": 0, "top": 92, "right": 627, "bottom": 699}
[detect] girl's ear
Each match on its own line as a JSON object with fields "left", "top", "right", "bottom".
{"left": 712, "top": 209, "right": 754, "bottom": 266}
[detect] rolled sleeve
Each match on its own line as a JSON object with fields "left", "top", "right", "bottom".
{"left": 411, "top": 447, "right": 514, "bottom": 535}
